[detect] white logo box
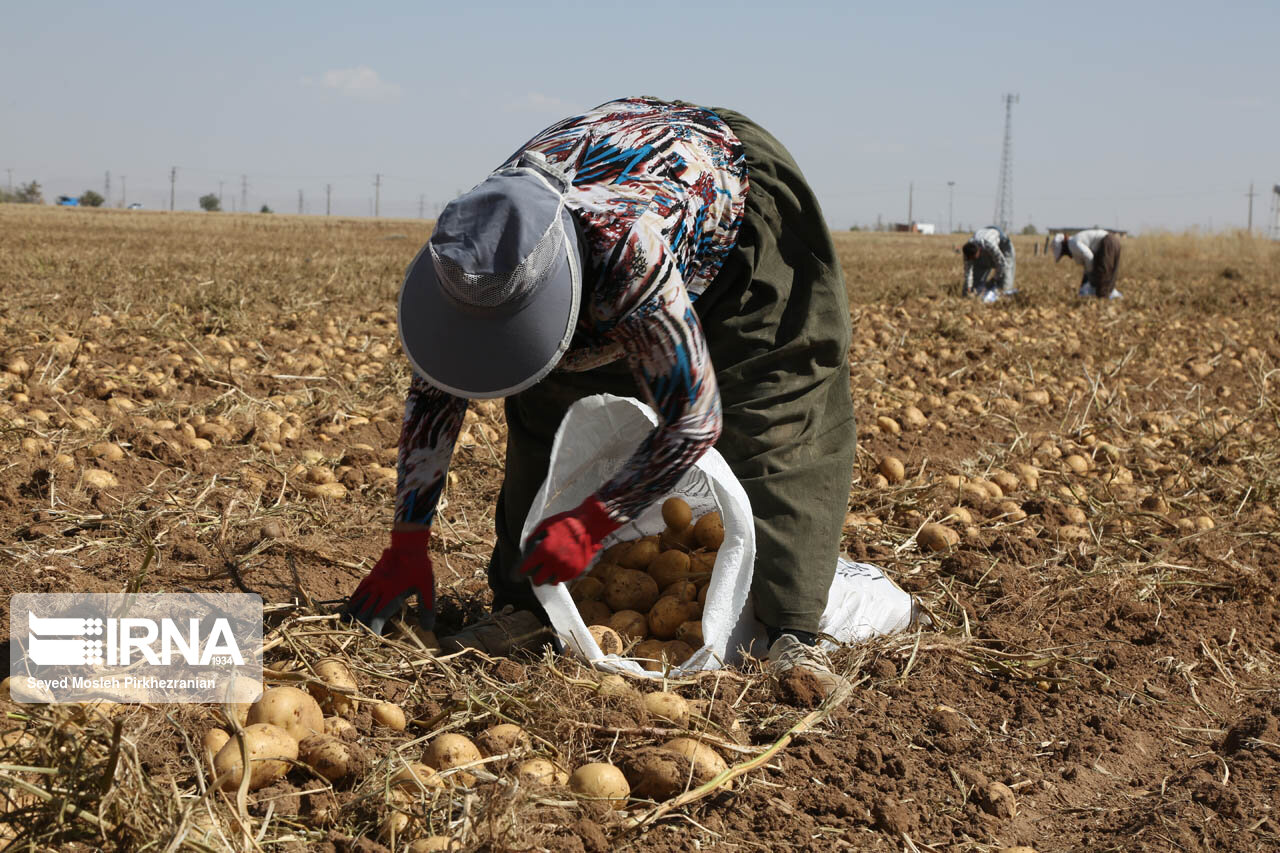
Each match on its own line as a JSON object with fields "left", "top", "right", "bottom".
{"left": 9, "top": 593, "right": 263, "bottom": 704}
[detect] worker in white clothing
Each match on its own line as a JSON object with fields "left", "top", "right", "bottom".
{"left": 1051, "top": 229, "right": 1123, "bottom": 299}
{"left": 961, "top": 226, "right": 1016, "bottom": 302}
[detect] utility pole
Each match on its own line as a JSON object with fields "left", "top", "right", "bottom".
{"left": 418, "top": 194, "right": 425, "bottom": 219}
{"left": 120, "top": 175, "right": 126, "bottom": 207}
{"left": 374, "top": 174, "right": 382, "bottom": 218}
{"left": 947, "top": 181, "right": 955, "bottom": 234}
{"left": 326, "top": 184, "right": 332, "bottom": 216}
{"left": 240, "top": 175, "right": 248, "bottom": 212}
{"left": 907, "top": 181, "right": 913, "bottom": 227}
{"left": 218, "top": 180, "right": 225, "bottom": 207}
{"left": 298, "top": 189, "right": 303, "bottom": 215}
{"left": 104, "top": 171, "right": 111, "bottom": 202}
{"left": 169, "top": 166, "right": 177, "bottom": 211}
{"left": 1246, "top": 182, "right": 1256, "bottom": 233}
{"left": 5, "top": 169, "right": 11, "bottom": 191}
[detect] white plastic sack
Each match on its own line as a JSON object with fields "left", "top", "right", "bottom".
{"left": 525, "top": 394, "right": 758, "bottom": 677}
{"left": 525, "top": 394, "right": 915, "bottom": 677}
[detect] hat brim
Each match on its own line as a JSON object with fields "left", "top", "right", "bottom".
{"left": 397, "top": 207, "right": 580, "bottom": 400}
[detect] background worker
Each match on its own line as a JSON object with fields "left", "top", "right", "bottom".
{"left": 1052, "top": 229, "right": 1123, "bottom": 299}
{"left": 961, "top": 226, "right": 1016, "bottom": 302}
{"left": 344, "top": 97, "right": 858, "bottom": 697}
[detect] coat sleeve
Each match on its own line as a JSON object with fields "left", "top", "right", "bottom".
{"left": 393, "top": 373, "right": 468, "bottom": 528}
{"left": 590, "top": 219, "right": 723, "bottom": 522}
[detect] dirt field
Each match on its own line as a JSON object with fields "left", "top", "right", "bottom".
{"left": 1, "top": 205, "right": 1278, "bottom": 852}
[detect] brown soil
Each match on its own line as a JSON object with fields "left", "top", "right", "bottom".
{"left": 1, "top": 208, "right": 1277, "bottom": 852}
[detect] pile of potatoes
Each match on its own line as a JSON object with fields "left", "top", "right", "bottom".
{"left": 571, "top": 498, "right": 723, "bottom": 671}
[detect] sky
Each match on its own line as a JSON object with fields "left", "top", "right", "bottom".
{"left": 3, "top": 0, "right": 1277, "bottom": 233}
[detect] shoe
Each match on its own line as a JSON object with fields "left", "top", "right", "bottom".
{"left": 438, "top": 607, "right": 551, "bottom": 655}
{"left": 981, "top": 289, "right": 999, "bottom": 304}
{"left": 766, "top": 634, "right": 850, "bottom": 700}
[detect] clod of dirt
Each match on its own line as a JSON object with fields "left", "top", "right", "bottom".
{"left": 1222, "top": 712, "right": 1278, "bottom": 754}
{"left": 620, "top": 746, "right": 694, "bottom": 799}
{"left": 978, "top": 780, "right": 1017, "bottom": 819}
{"left": 930, "top": 705, "right": 964, "bottom": 735}
{"left": 572, "top": 818, "right": 609, "bottom": 853}
{"left": 778, "top": 668, "right": 827, "bottom": 707}
{"left": 872, "top": 797, "right": 912, "bottom": 834}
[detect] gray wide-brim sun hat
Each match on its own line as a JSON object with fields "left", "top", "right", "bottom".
{"left": 399, "top": 155, "right": 581, "bottom": 399}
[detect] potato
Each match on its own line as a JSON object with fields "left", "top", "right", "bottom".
{"left": 246, "top": 686, "right": 324, "bottom": 741}
{"left": 476, "top": 723, "right": 531, "bottom": 757}
{"left": 1063, "top": 454, "right": 1090, "bottom": 474}
{"left": 299, "top": 733, "right": 351, "bottom": 781}
{"left": 596, "top": 674, "right": 637, "bottom": 699}
{"left": 588, "top": 625, "right": 625, "bottom": 656}
{"left": 570, "top": 576, "right": 605, "bottom": 602}
{"left": 620, "top": 538, "right": 660, "bottom": 570}
{"left": 945, "top": 506, "right": 973, "bottom": 524}
{"left": 697, "top": 582, "right": 709, "bottom": 607}
{"left": 604, "top": 568, "right": 660, "bottom": 612}
{"left": 878, "top": 456, "right": 906, "bottom": 484}
{"left": 622, "top": 745, "right": 694, "bottom": 799}
{"left": 202, "top": 728, "right": 230, "bottom": 765}
{"left": 607, "top": 609, "right": 648, "bottom": 641}
{"left": 424, "top": 733, "right": 482, "bottom": 785}
{"left": 325, "top": 717, "right": 357, "bottom": 739}
{"left": 392, "top": 761, "right": 443, "bottom": 792}
{"left": 661, "top": 737, "right": 727, "bottom": 783}
{"left": 408, "top": 838, "right": 454, "bottom": 853}
{"left": 661, "top": 580, "right": 697, "bottom": 602}
{"left": 598, "top": 542, "right": 631, "bottom": 565}
{"left": 675, "top": 620, "right": 703, "bottom": 647}
{"left": 587, "top": 560, "right": 622, "bottom": 582}
{"left": 690, "top": 552, "right": 716, "bottom": 574}
{"left": 661, "top": 497, "right": 693, "bottom": 531}
{"left": 693, "top": 513, "right": 724, "bottom": 550}
{"left": 643, "top": 692, "right": 689, "bottom": 727}
{"left": 379, "top": 797, "right": 413, "bottom": 843}
{"left": 647, "top": 596, "right": 692, "bottom": 640}
{"left": 991, "top": 470, "right": 1020, "bottom": 494}
{"left": 648, "top": 549, "right": 692, "bottom": 588}
{"left": 308, "top": 658, "right": 358, "bottom": 717}
{"left": 661, "top": 640, "right": 694, "bottom": 668}
{"left": 213, "top": 723, "right": 298, "bottom": 791}
{"left": 515, "top": 757, "right": 568, "bottom": 787}
{"left": 577, "top": 599, "right": 614, "bottom": 627}
{"left": 917, "top": 523, "right": 959, "bottom": 553}
{"left": 659, "top": 525, "right": 698, "bottom": 552}
{"left": 569, "top": 763, "right": 630, "bottom": 808}
{"left": 632, "top": 639, "right": 668, "bottom": 672}
{"left": 372, "top": 702, "right": 407, "bottom": 732}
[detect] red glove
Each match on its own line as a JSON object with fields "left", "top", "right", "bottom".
{"left": 344, "top": 530, "right": 434, "bottom": 635}
{"left": 519, "top": 496, "right": 620, "bottom": 586}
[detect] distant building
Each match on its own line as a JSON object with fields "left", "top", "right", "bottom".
{"left": 891, "top": 222, "right": 936, "bottom": 234}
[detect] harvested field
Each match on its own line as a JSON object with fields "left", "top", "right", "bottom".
{"left": 1, "top": 204, "right": 1278, "bottom": 852}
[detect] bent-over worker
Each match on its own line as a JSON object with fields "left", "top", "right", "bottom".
{"left": 1051, "top": 229, "right": 1123, "bottom": 299}
{"left": 344, "top": 97, "right": 861, "bottom": 697}
{"left": 961, "top": 226, "right": 1016, "bottom": 302}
